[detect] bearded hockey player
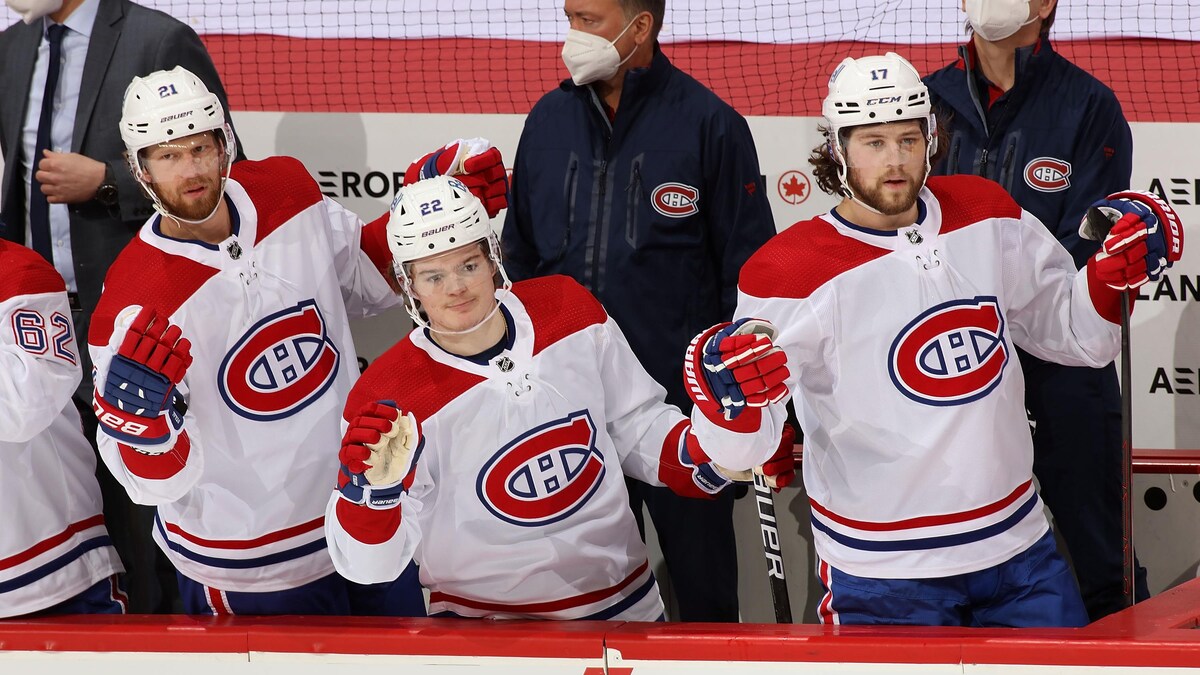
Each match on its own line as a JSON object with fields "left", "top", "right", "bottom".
{"left": 325, "top": 174, "right": 795, "bottom": 620}
{"left": 682, "top": 52, "right": 1183, "bottom": 627}
{"left": 86, "top": 66, "right": 425, "bottom": 616}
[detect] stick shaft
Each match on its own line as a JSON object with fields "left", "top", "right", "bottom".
{"left": 753, "top": 474, "right": 793, "bottom": 623}
{"left": 1121, "top": 292, "right": 1135, "bottom": 607}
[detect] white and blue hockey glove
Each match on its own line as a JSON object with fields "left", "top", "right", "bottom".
{"left": 684, "top": 318, "right": 789, "bottom": 427}
{"left": 337, "top": 400, "right": 422, "bottom": 510}
{"left": 1085, "top": 190, "right": 1184, "bottom": 291}
{"left": 93, "top": 306, "right": 191, "bottom": 453}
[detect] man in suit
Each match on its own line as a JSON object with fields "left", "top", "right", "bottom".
{"left": 0, "top": 0, "right": 239, "bottom": 612}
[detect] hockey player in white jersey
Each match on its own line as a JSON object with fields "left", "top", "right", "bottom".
{"left": 682, "top": 53, "right": 1184, "bottom": 627}
{"left": 0, "top": 240, "right": 126, "bottom": 617}
{"left": 86, "top": 67, "right": 425, "bottom": 616}
{"left": 324, "top": 174, "right": 796, "bottom": 620}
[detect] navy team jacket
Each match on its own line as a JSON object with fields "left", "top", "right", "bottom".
{"left": 924, "top": 39, "right": 1133, "bottom": 269}
{"left": 502, "top": 47, "right": 775, "bottom": 408}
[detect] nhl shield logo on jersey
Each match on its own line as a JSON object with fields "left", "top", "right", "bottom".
{"left": 477, "top": 410, "right": 606, "bottom": 527}
{"left": 218, "top": 300, "right": 341, "bottom": 421}
{"left": 651, "top": 182, "right": 700, "bottom": 218}
{"left": 888, "top": 297, "right": 1009, "bottom": 406}
{"left": 1024, "top": 157, "right": 1072, "bottom": 192}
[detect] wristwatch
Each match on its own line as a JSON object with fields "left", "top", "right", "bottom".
{"left": 96, "top": 163, "right": 119, "bottom": 207}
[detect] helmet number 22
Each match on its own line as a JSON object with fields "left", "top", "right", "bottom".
{"left": 420, "top": 199, "right": 443, "bottom": 216}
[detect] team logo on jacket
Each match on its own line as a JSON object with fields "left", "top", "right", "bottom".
{"left": 477, "top": 410, "right": 606, "bottom": 527}
{"left": 218, "top": 300, "right": 341, "bottom": 421}
{"left": 1024, "top": 157, "right": 1072, "bottom": 192}
{"left": 888, "top": 297, "right": 1008, "bottom": 406}
{"left": 651, "top": 182, "right": 700, "bottom": 218}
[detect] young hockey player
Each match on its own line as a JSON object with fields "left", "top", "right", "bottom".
{"left": 87, "top": 66, "right": 428, "bottom": 616}
{"left": 325, "top": 174, "right": 795, "bottom": 620}
{"left": 682, "top": 52, "right": 1183, "bottom": 627}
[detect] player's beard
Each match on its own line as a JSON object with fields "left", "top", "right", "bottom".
{"left": 847, "top": 166, "right": 923, "bottom": 216}
{"left": 157, "top": 175, "right": 223, "bottom": 222}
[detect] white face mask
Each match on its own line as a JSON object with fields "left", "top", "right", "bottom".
{"left": 965, "top": 0, "right": 1038, "bottom": 42}
{"left": 561, "top": 19, "right": 639, "bottom": 86}
{"left": 5, "top": 0, "right": 63, "bottom": 24}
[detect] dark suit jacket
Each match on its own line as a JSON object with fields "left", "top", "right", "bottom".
{"left": 0, "top": 0, "right": 238, "bottom": 395}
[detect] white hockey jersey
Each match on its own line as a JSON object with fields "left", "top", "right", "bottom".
{"left": 692, "top": 175, "right": 1123, "bottom": 580}
{"left": 1, "top": 241, "right": 123, "bottom": 617}
{"left": 88, "top": 157, "right": 399, "bottom": 592}
{"left": 327, "top": 276, "right": 713, "bottom": 620}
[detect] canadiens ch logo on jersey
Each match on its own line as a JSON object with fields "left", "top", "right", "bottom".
{"left": 1024, "top": 157, "right": 1072, "bottom": 192}
{"left": 888, "top": 297, "right": 1009, "bottom": 407}
{"left": 477, "top": 410, "right": 607, "bottom": 527}
{"left": 651, "top": 182, "right": 700, "bottom": 218}
{"left": 218, "top": 300, "right": 341, "bottom": 421}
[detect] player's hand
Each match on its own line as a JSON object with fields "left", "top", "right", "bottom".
{"left": 404, "top": 138, "right": 508, "bottom": 218}
{"left": 684, "top": 318, "right": 789, "bottom": 425}
{"left": 93, "top": 306, "right": 192, "bottom": 452}
{"left": 1086, "top": 190, "right": 1184, "bottom": 291}
{"left": 714, "top": 423, "right": 797, "bottom": 491}
{"left": 337, "top": 400, "right": 422, "bottom": 509}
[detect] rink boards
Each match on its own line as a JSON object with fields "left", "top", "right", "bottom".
{"left": 2, "top": 577, "right": 1199, "bottom": 674}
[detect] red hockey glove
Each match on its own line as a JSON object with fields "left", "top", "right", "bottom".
{"left": 1086, "top": 190, "right": 1184, "bottom": 291}
{"left": 337, "top": 400, "right": 422, "bottom": 510}
{"left": 94, "top": 306, "right": 191, "bottom": 452}
{"left": 684, "top": 318, "right": 790, "bottom": 427}
{"left": 404, "top": 138, "right": 508, "bottom": 218}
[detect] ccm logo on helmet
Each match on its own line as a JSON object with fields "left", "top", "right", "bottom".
{"left": 218, "top": 300, "right": 341, "bottom": 421}
{"left": 651, "top": 182, "right": 700, "bottom": 218}
{"left": 888, "top": 297, "right": 1008, "bottom": 407}
{"left": 1024, "top": 157, "right": 1072, "bottom": 193}
{"left": 477, "top": 410, "right": 606, "bottom": 527}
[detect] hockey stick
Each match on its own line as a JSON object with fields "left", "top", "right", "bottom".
{"left": 1081, "top": 206, "right": 1135, "bottom": 608}
{"left": 753, "top": 473, "right": 793, "bottom": 623}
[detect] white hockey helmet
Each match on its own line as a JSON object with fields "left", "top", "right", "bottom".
{"left": 822, "top": 53, "right": 938, "bottom": 209}
{"left": 120, "top": 66, "right": 237, "bottom": 223}
{"left": 387, "top": 175, "right": 512, "bottom": 334}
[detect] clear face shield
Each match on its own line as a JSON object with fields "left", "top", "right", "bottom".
{"left": 131, "top": 124, "right": 237, "bottom": 225}
{"left": 396, "top": 234, "right": 513, "bottom": 336}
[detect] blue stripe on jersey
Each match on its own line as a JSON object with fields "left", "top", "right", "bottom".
{"left": 154, "top": 516, "right": 327, "bottom": 570}
{"left": 0, "top": 535, "right": 112, "bottom": 594}
{"left": 428, "top": 574, "right": 658, "bottom": 620}
{"left": 581, "top": 573, "right": 657, "bottom": 620}
{"left": 810, "top": 492, "right": 1039, "bottom": 552}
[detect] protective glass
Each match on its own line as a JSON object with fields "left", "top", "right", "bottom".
{"left": 839, "top": 127, "right": 925, "bottom": 170}
{"left": 408, "top": 251, "right": 494, "bottom": 296}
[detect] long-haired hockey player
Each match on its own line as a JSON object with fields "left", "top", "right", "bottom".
{"left": 680, "top": 52, "right": 1183, "bottom": 627}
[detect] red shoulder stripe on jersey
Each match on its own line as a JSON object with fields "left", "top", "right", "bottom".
{"left": 928, "top": 175, "right": 1023, "bottom": 235}
{"left": 0, "top": 514, "right": 105, "bottom": 571}
{"left": 163, "top": 516, "right": 324, "bottom": 550}
{"left": 429, "top": 559, "right": 650, "bottom": 614}
{"left": 230, "top": 156, "right": 324, "bottom": 245}
{"left": 334, "top": 498, "right": 402, "bottom": 545}
{"left": 89, "top": 238, "right": 218, "bottom": 347}
{"left": 511, "top": 275, "right": 608, "bottom": 356}
{"left": 739, "top": 218, "right": 889, "bottom": 300}
{"left": 345, "top": 338, "right": 485, "bottom": 426}
{"left": 809, "top": 479, "right": 1033, "bottom": 532}
{"left": 117, "top": 432, "right": 192, "bottom": 481}
{"left": 0, "top": 241, "right": 66, "bottom": 302}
